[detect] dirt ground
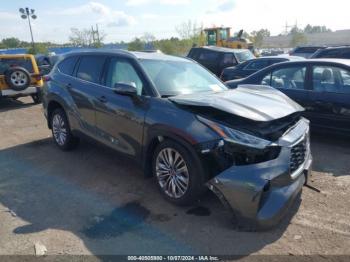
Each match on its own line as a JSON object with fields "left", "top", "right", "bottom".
{"left": 0, "top": 97, "right": 349, "bottom": 258}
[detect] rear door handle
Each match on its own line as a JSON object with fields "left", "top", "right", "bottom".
{"left": 66, "top": 83, "right": 72, "bottom": 90}
{"left": 98, "top": 96, "right": 108, "bottom": 103}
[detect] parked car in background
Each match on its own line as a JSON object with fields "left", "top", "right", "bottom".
{"left": 187, "top": 46, "right": 255, "bottom": 76}
{"left": 226, "top": 59, "right": 350, "bottom": 135}
{"left": 289, "top": 46, "right": 325, "bottom": 58}
{"left": 260, "top": 48, "right": 285, "bottom": 57}
{"left": 311, "top": 46, "right": 350, "bottom": 59}
{"left": 42, "top": 50, "right": 311, "bottom": 229}
{"left": 0, "top": 54, "right": 43, "bottom": 103}
{"left": 220, "top": 56, "right": 304, "bottom": 81}
{"left": 35, "top": 54, "right": 60, "bottom": 75}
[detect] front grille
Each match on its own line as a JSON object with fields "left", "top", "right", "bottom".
{"left": 290, "top": 139, "right": 307, "bottom": 173}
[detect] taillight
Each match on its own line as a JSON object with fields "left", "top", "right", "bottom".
{"left": 31, "top": 73, "right": 42, "bottom": 81}
{"left": 43, "top": 75, "right": 51, "bottom": 82}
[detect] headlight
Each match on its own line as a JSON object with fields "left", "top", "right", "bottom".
{"left": 197, "top": 115, "right": 272, "bottom": 150}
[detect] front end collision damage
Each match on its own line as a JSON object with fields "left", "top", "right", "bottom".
{"left": 199, "top": 118, "right": 312, "bottom": 230}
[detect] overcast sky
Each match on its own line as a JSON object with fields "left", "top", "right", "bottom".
{"left": 0, "top": 0, "right": 349, "bottom": 43}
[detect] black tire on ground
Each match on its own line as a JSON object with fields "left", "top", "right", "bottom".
{"left": 152, "top": 139, "right": 207, "bottom": 206}
{"left": 50, "top": 108, "right": 79, "bottom": 151}
{"left": 4, "top": 67, "right": 31, "bottom": 91}
{"left": 31, "top": 93, "right": 42, "bottom": 104}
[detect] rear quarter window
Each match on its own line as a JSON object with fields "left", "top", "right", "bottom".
{"left": 0, "top": 58, "right": 34, "bottom": 74}
{"left": 57, "top": 56, "right": 79, "bottom": 76}
{"left": 198, "top": 51, "right": 220, "bottom": 62}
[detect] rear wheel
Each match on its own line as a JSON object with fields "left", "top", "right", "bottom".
{"left": 152, "top": 140, "right": 206, "bottom": 205}
{"left": 51, "top": 108, "right": 79, "bottom": 151}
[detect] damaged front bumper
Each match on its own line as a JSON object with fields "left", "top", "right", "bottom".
{"left": 207, "top": 118, "right": 312, "bottom": 230}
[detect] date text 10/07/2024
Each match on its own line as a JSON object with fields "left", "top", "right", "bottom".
{"left": 127, "top": 256, "right": 220, "bottom": 261}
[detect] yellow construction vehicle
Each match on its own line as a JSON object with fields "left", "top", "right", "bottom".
{"left": 201, "top": 27, "right": 259, "bottom": 56}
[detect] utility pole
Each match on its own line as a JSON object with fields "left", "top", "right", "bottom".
{"left": 91, "top": 24, "right": 101, "bottom": 47}
{"left": 19, "top": 7, "right": 37, "bottom": 49}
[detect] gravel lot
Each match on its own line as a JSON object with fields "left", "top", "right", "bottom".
{"left": 0, "top": 97, "right": 349, "bottom": 258}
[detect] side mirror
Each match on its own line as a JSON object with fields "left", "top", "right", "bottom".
{"left": 113, "top": 82, "right": 137, "bottom": 96}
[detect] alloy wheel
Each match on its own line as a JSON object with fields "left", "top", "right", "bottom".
{"left": 155, "top": 148, "right": 190, "bottom": 199}
{"left": 52, "top": 114, "right": 67, "bottom": 146}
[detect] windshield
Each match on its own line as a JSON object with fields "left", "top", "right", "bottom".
{"left": 140, "top": 59, "right": 227, "bottom": 96}
{"left": 235, "top": 50, "right": 255, "bottom": 63}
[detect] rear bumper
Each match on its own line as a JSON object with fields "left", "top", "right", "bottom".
{"left": 0, "top": 86, "right": 40, "bottom": 97}
{"left": 207, "top": 118, "right": 312, "bottom": 230}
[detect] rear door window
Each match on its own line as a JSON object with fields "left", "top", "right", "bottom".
{"left": 198, "top": 50, "right": 219, "bottom": 62}
{"left": 57, "top": 56, "right": 78, "bottom": 76}
{"left": 261, "top": 72, "right": 272, "bottom": 85}
{"left": 317, "top": 49, "right": 341, "bottom": 58}
{"left": 0, "top": 58, "right": 34, "bottom": 74}
{"left": 244, "top": 60, "right": 269, "bottom": 70}
{"left": 341, "top": 50, "right": 350, "bottom": 59}
{"left": 271, "top": 66, "right": 306, "bottom": 89}
{"left": 76, "top": 56, "right": 106, "bottom": 84}
{"left": 313, "top": 66, "right": 350, "bottom": 94}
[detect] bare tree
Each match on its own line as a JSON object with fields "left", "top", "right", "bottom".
{"left": 69, "top": 28, "right": 92, "bottom": 47}
{"left": 69, "top": 27, "right": 106, "bottom": 47}
{"left": 176, "top": 20, "right": 201, "bottom": 40}
{"left": 141, "top": 32, "right": 156, "bottom": 44}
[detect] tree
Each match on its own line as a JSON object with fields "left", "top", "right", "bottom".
{"left": 304, "top": 24, "right": 332, "bottom": 34}
{"left": 250, "top": 29, "right": 270, "bottom": 48}
{"left": 27, "top": 43, "right": 49, "bottom": 55}
{"left": 176, "top": 20, "right": 200, "bottom": 40}
{"left": 1, "top": 37, "right": 21, "bottom": 48}
{"left": 69, "top": 28, "right": 93, "bottom": 47}
{"left": 69, "top": 27, "right": 106, "bottom": 47}
{"left": 141, "top": 33, "right": 156, "bottom": 44}
{"left": 290, "top": 32, "right": 308, "bottom": 47}
{"left": 128, "top": 38, "right": 145, "bottom": 51}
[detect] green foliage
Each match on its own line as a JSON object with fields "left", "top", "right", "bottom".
{"left": 27, "top": 43, "right": 49, "bottom": 55}
{"left": 127, "top": 20, "right": 203, "bottom": 56}
{"left": 304, "top": 24, "right": 332, "bottom": 34}
{"left": 290, "top": 32, "right": 308, "bottom": 47}
{"left": 1, "top": 37, "right": 21, "bottom": 48}
{"left": 128, "top": 38, "right": 145, "bottom": 51}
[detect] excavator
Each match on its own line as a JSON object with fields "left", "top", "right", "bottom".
{"left": 201, "top": 27, "right": 259, "bottom": 56}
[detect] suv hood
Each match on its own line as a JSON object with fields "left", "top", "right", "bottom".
{"left": 169, "top": 85, "right": 304, "bottom": 122}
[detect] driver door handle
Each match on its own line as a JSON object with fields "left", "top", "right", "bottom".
{"left": 98, "top": 96, "right": 108, "bottom": 103}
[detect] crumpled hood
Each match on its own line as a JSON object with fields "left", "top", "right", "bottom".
{"left": 169, "top": 85, "right": 304, "bottom": 122}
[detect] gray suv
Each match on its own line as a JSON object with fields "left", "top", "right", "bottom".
{"left": 42, "top": 50, "right": 312, "bottom": 230}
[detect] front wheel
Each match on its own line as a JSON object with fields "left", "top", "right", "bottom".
{"left": 51, "top": 108, "right": 79, "bottom": 151}
{"left": 152, "top": 140, "right": 206, "bottom": 206}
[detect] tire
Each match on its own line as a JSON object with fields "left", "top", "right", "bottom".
{"left": 5, "top": 67, "right": 31, "bottom": 91}
{"left": 50, "top": 108, "right": 79, "bottom": 151}
{"left": 152, "top": 139, "right": 206, "bottom": 206}
{"left": 31, "top": 93, "right": 42, "bottom": 104}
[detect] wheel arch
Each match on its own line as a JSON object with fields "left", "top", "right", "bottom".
{"left": 142, "top": 128, "right": 202, "bottom": 178}
{"left": 47, "top": 100, "right": 65, "bottom": 129}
